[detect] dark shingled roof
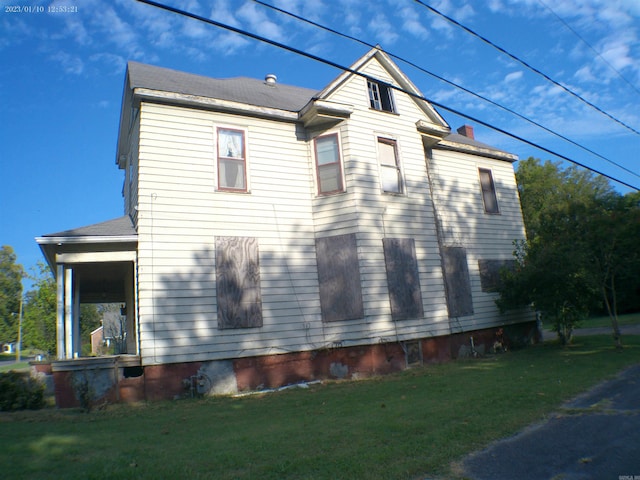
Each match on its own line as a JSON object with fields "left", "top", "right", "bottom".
{"left": 443, "top": 133, "right": 511, "bottom": 154}
{"left": 127, "top": 61, "right": 319, "bottom": 112}
{"left": 42, "top": 216, "right": 137, "bottom": 238}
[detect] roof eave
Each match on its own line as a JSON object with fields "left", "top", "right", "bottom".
{"left": 36, "top": 235, "right": 138, "bottom": 245}
{"left": 435, "top": 139, "right": 518, "bottom": 162}
{"left": 133, "top": 88, "right": 300, "bottom": 122}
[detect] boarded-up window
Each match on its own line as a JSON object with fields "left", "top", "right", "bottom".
{"left": 479, "top": 168, "right": 499, "bottom": 214}
{"left": 316, "top": 234, "right": 364, "bottom": 322}
{"left": 442, "top": 247, "right": 474, "bottom": 317}
{"left": 216, "top": 237, "right": 262, "bottom": 329}
{"left": 478, "top": 259, "right": 516, "bottom": 293}
{"left": 383, "top": 238, "right": 423, "bottom": 320}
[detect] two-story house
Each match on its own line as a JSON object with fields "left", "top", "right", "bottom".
{"left": 37, "top": 48, "right": 534, "bottom": 407}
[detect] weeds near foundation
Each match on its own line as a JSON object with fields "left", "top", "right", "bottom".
{"left": 71, "top": 370, "right": 95, "bottom": 413}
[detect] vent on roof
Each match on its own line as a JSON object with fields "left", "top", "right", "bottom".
{"left": 265, "top": 74, "right": 277, "bottom": 85}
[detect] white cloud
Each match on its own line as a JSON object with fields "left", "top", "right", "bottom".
{"left": 504, "top": 71, "right": 524, "bottom": 83}
{"left": 90, "top": 53, "right": 126, "bottom": 75}
{"left": 50, "top": 51, "right": 84, "bottom": 75}
{"left": 599, "top": 35, "right": 636, "bottom": 71}
{"left": 62, "top": 17, "right": 91, "bottom": 46}
{"left": 237, "top": 1, "right": 286, "bottom": 42}
{"left": 368, "top": 13, "right": 399, "bottom": 46}
{"left": 398, "top": 6, "right": 430, "bottom": 40}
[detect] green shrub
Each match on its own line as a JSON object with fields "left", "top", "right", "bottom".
{"left": 0, "top": 371, "right": 45, "bottom": 411}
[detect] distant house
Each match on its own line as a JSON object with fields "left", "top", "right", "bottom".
{"left": 37, "top": 48, "right": 534, "bottom": 407}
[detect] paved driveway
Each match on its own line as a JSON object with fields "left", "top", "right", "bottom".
{"left": 462, "top": 363, "right": 640, "bottom": 480}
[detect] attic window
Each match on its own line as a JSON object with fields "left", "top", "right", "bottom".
{"left": 367, "top": 79, "right": 396, "bottom": 113}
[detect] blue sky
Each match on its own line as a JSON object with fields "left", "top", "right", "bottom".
{"left": 1, "top": 0, "right": 639, "bottom": 285}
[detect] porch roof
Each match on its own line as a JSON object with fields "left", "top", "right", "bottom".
{"left": 38, "top": 215, "right": 137, "bottom": 240}
{"left": 36, "top": 216, "right": 138, "bottom": 273}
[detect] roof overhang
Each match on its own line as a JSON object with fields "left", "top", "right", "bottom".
{"left": 299, "top": 99, "right": 353, "bottom": 128}
{"left": 434, "top": 137, "right": 518, "bottom": 162}
{"left": 416, "top": 120, "right": 451, "bottom": 147}
{"left": 133, "top": 88, "right": 300, "bottom": 122}
{"left": 36, "top": 236, "right": 138, "bottom": 276}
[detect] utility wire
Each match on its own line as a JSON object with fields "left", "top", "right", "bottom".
{"left": 255, "top": 0, "right": 640, "bottom": 180}
{"left": 135, "top": 0, "right": 639, "bottom": 191}
{"left": 414, "top": 0, "right": 640, "bottom": 137}
{"left": 537, "top": 0, "right": 640, "bottom": 98}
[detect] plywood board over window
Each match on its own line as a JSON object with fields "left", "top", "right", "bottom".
{"left": 383, "top": 238, "right": 423, "bottom": 320}
{"left": 316, "top": 233, "right": 364, "bottom": 322}
{"left": 216, "top": 236, "right": 263, "bottom": 329}
{"left": 478, "top": 259, "right": 516, "bottom": 293}
{"left": 442, "top": 246, "right": 474, "bottom": 318}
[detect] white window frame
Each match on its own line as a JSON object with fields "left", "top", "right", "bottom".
{"left": 215, "top": 126, "right": 250, "bottom": 193}
{"left": 478, "top": 167, "right": 500, "bottom": 214}
{"left": 367, "top": 79, "right": 396, "bottom": 113}
{"left": 376, "top": 136, "right": 404, "bottom": 194}
{"left": 314, "top": 132, "right": 345, "bottom": 196}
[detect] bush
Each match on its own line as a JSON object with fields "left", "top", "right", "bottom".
{"left": 0, "top": 371, "right": 45, "bottom": 411}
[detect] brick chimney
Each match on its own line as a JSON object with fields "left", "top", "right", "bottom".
{"left": 457, "top": 124, "right": 474, "bottom": 139}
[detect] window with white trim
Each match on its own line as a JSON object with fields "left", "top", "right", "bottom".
{"left": 377, "top": 138, "right": 402, "bottom": 194}
{"left": 367, "top": 79, "right": 396, "bottom": 113}
{"left": 314, "top": 133, "right": 344, "bottom": 195}
{"left": 478, "top": 168, "right": 499, "bottom": 214}
{"left": 217, "top": 128, "right": 247, "bottom": 191}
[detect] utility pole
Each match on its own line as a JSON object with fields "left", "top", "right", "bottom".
{"left": 16, "top": 283, "right": 23, "bottom": 363}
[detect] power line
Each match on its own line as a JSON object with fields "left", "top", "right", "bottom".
{"left": 255, "top": 0, "right": 640, "bottom": 180}
{"left": 414, "top": 0, "right": 640, "bottom": 137}
{"left": 134, "top": 0, "right": 639, "bottom": 192}
{"left": 537, "top": 0, "right": 640, "bottom": 99}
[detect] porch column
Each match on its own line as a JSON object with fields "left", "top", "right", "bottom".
{"left": 56, "top": 264, "right": 65, "bottom": 360}
{"left": 125, "top": 262, "right": 137, "bottom": 354}
{"left": 64, "top": 267, "right": 73, "bottom": 359}
{"left": 72, "top": 274, "right": 81, "bottom": 357}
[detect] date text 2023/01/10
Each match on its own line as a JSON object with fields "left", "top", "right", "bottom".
{"left": 4, "top": 4, "right": 78, "bottom": 14}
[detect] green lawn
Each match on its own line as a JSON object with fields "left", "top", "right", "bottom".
{"left": 0, "top": 360, "right": 29, "bottom": 373}
{"left": 1, "top": 335, "right": 639, "bottom": 480}
{"left": 580, "top": 312, "right": 640, "bottom": 329}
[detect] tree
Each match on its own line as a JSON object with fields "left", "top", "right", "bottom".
{"left": 22, "top": 264, "right": 103, "bottom": 356}
{"left": 583, "top": 192, "right": 640, "bottom": 349}
{"left": 0, "top": 246, "right": 24, "bottom": 343}
{"left": 21, "top": 263, "right": 56, "bottom": 354}
{"left": 497, "top": 158, "right": 636, "bottom": 346}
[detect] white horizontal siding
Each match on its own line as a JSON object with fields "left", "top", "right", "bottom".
{"left": 429, "top": 146, "right": 532, "bottom": 330}
{"left": 134, "top": 58, "right": 531, "bottom": 366}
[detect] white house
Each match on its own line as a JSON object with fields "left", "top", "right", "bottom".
{"left": 37, "top": 48, "right": 534, "bottom": 407}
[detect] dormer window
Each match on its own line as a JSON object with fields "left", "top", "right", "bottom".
{"left": 367, "top": 79, "right": 396, "bottom": 113}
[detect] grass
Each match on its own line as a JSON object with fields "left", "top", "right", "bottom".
{"left": 579, "top": 312, "right": 640, "bottom": 329}
{"left": 1, "top": 335, "right": 639, "bottom": 480}
{"left": 0, "top": 361, "right": 29, "bottom": 373}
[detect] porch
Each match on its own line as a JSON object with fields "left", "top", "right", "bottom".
{"left": 36, "top": 216, "right": 138, "bottom": 360}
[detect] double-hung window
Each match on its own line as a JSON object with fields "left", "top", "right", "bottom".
{"left": 378, "top": 138, "right": 402, "bottom": 194}
{"left": 478, "top": 168, "right": 499, "bottom": 214}
{"left": 367, "top": 79, "right": 396, "bottom": 113}
{"left": 314, "top": 133, "right": 344, "bottom": 195}
{"left": 217, "top": 128, "right": 247, "bottom": 191}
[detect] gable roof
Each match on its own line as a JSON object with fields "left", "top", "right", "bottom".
{"left": 127, "top": 61, "right": 319, "bottom": 112}
{"left": 316, "top": 47, "right": 450, "bottom": 130}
